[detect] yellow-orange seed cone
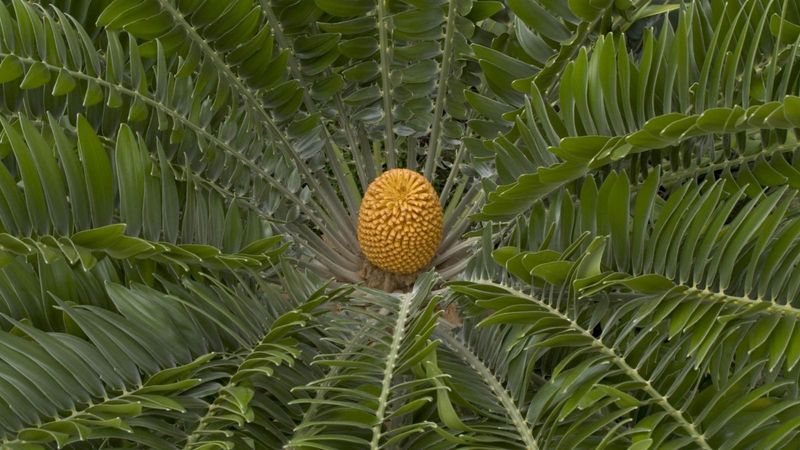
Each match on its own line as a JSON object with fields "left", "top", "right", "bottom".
{"left": 357, "top": 169, "right": 443, "bottom": 274}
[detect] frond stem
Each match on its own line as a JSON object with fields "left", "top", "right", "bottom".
{"left": 337, "top": 94, "right": 377, "bottom": 187}
{"left": 424, "top": 0, "right": 458, "bottom": 181}
{"left": 377, "top": 0, "right": 396, "bottom": 168}
{"left": 155, "top": 0, "right": 358, "bottom": 246}
{"left": 658, "top": 144, "right": 800, "bottom": 189}
{"left": 439, "top": 141, "right": 466, "bottom": 204}
{"left": 478, "top": 282, "right": 713, "bottom": 450}
{"left": 437, "top": 327, "right": 539, "bottom": 450}
{"left": 682, "top": 286, "right": 800, "bottom": 319}
{"left": 370, "top": 290, "right": 414, "bottom": 448}
{"left": 261, "top": 3, "right": 362, "bottom": 221}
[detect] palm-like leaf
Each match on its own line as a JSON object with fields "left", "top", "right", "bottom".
{"left": 287, "top": 274, "right": 446, "bottom": 449}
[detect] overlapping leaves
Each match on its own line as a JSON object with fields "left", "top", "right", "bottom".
{"left": 478, "top": 0, "right": 800, "bottom": 219}
{"left": 1, "top": 0, "right": 800, "bottom": 449}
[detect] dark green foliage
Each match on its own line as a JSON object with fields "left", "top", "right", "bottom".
{"left": 0, "top": 0, "right": 799, "bottom": 449}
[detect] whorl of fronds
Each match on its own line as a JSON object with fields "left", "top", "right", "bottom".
{"left": 0, "top": 0, "right": 800, "bottom": 449}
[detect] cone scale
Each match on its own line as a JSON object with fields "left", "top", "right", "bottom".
{"left": 357, "top": 169, "right": 443, "bottom": 274}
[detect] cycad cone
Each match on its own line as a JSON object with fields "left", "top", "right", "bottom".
{"left": 357, "top": 169, "right": 443, "bottom": 274}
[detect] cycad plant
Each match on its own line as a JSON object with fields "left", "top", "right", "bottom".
{"left": 1, "top": 0, "right": 800, "bottom": 448}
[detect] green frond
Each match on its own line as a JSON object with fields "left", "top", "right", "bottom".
{"left": 0, "top": 271, "right": 279, "bottom": 447}
{"left": 286, "top": 273, "right": 448, "bottom": 449}
{"left": 437, "top": 325, "right": 539, "bottom": 449}
{"left": 0, "top": 1, "right": 343, "bottom": 258}
{"left": 183, "top": 285, "right": 350, "bottom": 449}
{"left": 477, "top": 0, "right": 800, "bottom": 220}
{"left": 451, "top": 280, "right": 800, "bottom": 449}
{"left": 1, "top": 353, "right": 213, "bottom": 450}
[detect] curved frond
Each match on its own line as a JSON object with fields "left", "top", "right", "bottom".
{"left": 451, "top": 279, "right": 800, "bottom": 449}
{"left": 183, "top": 285, "right": 350, "bottom": 449}
{"left": 476, "top": 1, "right": 800, "bottom": 220}
{"left": 286, "top": 273, "right": 449, "bottom": 449}
{"left": 437, "top": 324, "right": 539, "bottom": 449}
{"left": 0, "top": 271, "right": 291, "bottom": 447}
